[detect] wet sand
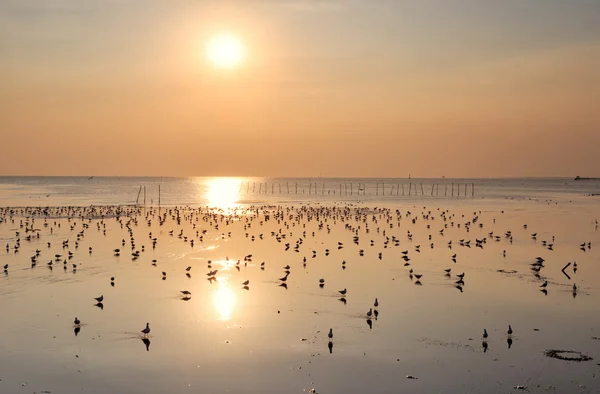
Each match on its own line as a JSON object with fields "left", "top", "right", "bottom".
{"left": 1, "top": 200, "right": 600, "bottom": 394}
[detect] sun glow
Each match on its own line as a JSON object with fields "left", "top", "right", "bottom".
{"left": 206, "top": 178, "right": 242, "bottom": 210}
{"left": 206, "top": 34, "right": 244, "bottom": 68}
{"left": 213, "top": 281, "right": 236, "bottom": 320}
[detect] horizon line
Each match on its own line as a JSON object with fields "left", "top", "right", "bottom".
{"left": 0, "top": 175, "right": 592, "bottom": 180}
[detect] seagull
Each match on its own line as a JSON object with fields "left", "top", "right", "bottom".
{"left": 242, "top": 280, "right": 250, "bottom": 286}
{"left": 328, "top": 328, "right": 333, "bottom": 340}
{"left": 94, "top": 295, "right": 104, "bottom": 303}
{"left": 540, "top": 281, "right": 548, "bottom": 288}
{"left": 74, "top": 317, "right": 81, "bottom": 326}
{"left": 366, "top": 308, "right": 373, "bottom": 318}
{"left": 338, "top": 288, "right": 347, "bottom": 296}
{"left": 141, "top": 322, "right": 151, "bottom": 336}
{"left": 483, "top": 329, "right": 488, "bottom": 339}
{"left": 185, "top": 266, "right": 192, "bottom": 272}
{"left": 374, "top": 298, "right": 379, "bottom": 307}
{"left": 180, "top": 290, "right": 192, "bottom": 296}
{"left": 507, "top": 325, "right": 513, "bottom": 335}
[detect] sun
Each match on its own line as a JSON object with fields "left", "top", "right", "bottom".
{"left": 206, "top": 34, "right": 244, "bottom": 69}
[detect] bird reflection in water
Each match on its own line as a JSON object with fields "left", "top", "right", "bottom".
{"left": 279, "top": 283, "right": 288, "bottom": 290}
{"left": 95, "top": 302, "right": 104, "bottom": 310}
{"left": 507, "top": 337, "right": 513, "bottom": 349}
{"left": 328, "top": 341, "right": 333, "bottom": 354}
{"left": 74, "top": 326, "right": 81, "bottom": 336}
{"left": 366, "top": 319, "right": 373, "bottom": 330}
{"left": 338, "top": 297, "right": 347, "bottom": 305}
{"left": 142, "top": 338, "right": 151, "bottom": 351}
{"left": 482, "top": 341, "right": 488, "bottom": 353}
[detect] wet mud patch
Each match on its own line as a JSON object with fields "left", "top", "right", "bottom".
{"left": 497, "top": 269, "right": 518, "bottom": 274}
{"left": 544, "top": 349, "right": 593, "bottom": 362}
{"left": 418, "top": 337, "right": 477, "bottom": 353}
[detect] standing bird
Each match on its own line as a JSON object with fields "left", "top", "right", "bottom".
{"left": 374, "top": 298, "right": 379, "bottom": 308}
{"left": 507, "top": 325, "right": 513, "bottom": 336}
{"left": 483, "top": 329, "right": 488, "bottom": 339}
{"left": 366, "top": 308, "right": 373, "bottom": 318}
{"left": 94, "top": 295, "right": 104, "bottom": 303}
{"left": 141, "top": 322, "right": 151, "bottom": 336}
{"left": 338, "top": 288, "right": 347, "bottom": 296}
{"left": 74, "top": 317, "right": 81, "bottom": 326}
{"left": 328, "top": 328, "right": 333, "bottom": 341}
{"left": 540, "top": 281, "right": 548, "bottom": 288}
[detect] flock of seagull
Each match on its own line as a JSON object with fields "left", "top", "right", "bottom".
{"left": 0, "top": 204, "right": 596, "bottom": 352}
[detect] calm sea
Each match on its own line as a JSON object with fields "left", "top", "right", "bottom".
{"left": 0, "top": 176, "right": 598, "bottom": 207}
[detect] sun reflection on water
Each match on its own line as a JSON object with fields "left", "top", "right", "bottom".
{"left": 213, "top": 279, "right": 236, "bottom": 320}
{"left": 205, "top": 178, "right": 242, "bottom": 210}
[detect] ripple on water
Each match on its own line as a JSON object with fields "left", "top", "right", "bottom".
{"left": 544, "top": 349, "right": 593, "bottom": 362}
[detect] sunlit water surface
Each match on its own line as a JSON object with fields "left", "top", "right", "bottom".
{"left": 0, "top": 178, "right": 600, "bottom": 393}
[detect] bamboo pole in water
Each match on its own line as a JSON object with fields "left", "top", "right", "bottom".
{"left": 136, "top": 186, "right": 142, "bottom": 205}
{"left": 409, "top": 183, "right": 412, "bottom": 195}
{"left": 158, "top": 184, "right": 161, "bottom": 206}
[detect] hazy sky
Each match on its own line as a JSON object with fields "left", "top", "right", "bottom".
{"left": 1, "top": 0, "right": 599, "bottom": 177}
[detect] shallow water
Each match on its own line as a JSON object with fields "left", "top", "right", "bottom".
{"left": 1, "top": 199, "right": 600, "bottom": 394}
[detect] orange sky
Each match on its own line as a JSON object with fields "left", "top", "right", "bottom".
{"left": 1, "top": 0, "right": 599, "bottom": 177}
